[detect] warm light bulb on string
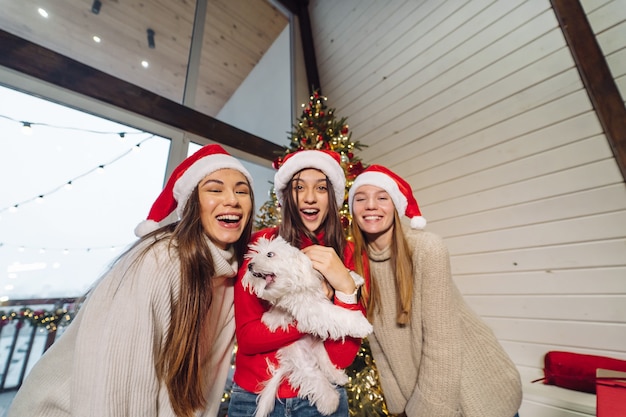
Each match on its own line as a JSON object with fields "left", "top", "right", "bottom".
{"left": 21, "top": 121, "right": 33, "bottom": 135}
{"left": 1, "top": 134, "right": 155, "bottom": 215}
{"left": 1, "top": 113, "right": 148, "bottom": 137}
{"left": 2, "top": 242, "right": 128, "bottom": 255}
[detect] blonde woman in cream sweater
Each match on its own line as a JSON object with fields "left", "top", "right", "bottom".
{"left": 8, "top": 144, "right": 254, "bottom": 417}
{"left": 348, "top": 165, "right": 521, "bottom": 417}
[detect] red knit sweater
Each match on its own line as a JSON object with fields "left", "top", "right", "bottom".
{"left": 232, "top": 227, "right": 368, "bottom": 398}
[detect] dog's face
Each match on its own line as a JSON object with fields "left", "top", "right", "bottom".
{"left": 243, "top": 236, "right": 323, "bottom": 304}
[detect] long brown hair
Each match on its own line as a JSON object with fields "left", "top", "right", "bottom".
{"left": 138, "top": 185, "right": 254, "bottom": 417}
{"left": 278, "top": 170, "right": 345, "bottom": 256}
{"left": 351, "top": 210, "right": 413, "bottom": 325}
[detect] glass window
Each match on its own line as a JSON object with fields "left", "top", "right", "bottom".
{"left": 0, "top": 85, "right": 171, "bottom": 300}
{"left": 195, "top": 1, "right": 289, "bottom": 116}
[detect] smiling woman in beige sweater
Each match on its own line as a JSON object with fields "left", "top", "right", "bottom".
{"left": 348, "top": 165, "right": 521, "bottom": 417}
{"left": 8, "top": 144, "right": 255, "bottom": 417}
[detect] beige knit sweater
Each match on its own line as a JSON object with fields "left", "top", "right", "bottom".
{"left": 367, "top": 229, "right": 522, "bottom": 417}
{"left": 8, "top": 235, "right": 238, "bottom": 417}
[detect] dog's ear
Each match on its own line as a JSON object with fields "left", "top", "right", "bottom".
{"left": 273, "top": 236, "right": 301, "bottom": 255}
{"left": 247, "top": 237, "right": 271, "bottom": 258}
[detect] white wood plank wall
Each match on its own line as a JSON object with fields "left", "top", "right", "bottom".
{"left": 308, "top": 0, "right": 626, "bottom": 415}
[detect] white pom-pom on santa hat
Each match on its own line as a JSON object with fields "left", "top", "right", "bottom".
{"left": 348, "top": 164, "right": 426, "bottom": 229}
{"left": 134, "top": 219, "right": 160, "bottom": 238}
{"left": 134, "top": 144, "right": 253, "bottom": 237}
{"left": 273, "top": 149, "right": 346, "bottom": 208}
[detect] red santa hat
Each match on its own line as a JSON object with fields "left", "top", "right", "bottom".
{"left": 273, "top": 149, "right": 346, "bottom": 207}
{"left": 348, "top": 164, "right": 426, "bottom": 229}
{"left": 134, "top": 144, "right": 253, "bottom": 237}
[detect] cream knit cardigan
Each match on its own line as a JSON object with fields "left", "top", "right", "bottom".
{"left": 8, "top": 235, "right": 238, "bottom": 417}
{"left": 367, "top": 228, "right": 522, "bottom": 417}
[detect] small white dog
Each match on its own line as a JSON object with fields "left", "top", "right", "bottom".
{"left": 242, "top": 236, "right": 373, "bottom": 417}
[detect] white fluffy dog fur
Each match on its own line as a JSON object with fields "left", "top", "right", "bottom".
{"left": 242, "top": 236, "right": 373, "bottom": 417}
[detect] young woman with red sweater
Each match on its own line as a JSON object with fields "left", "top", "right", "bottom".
{"left": 228, "top": 150, "right": 368, "bottom": 417}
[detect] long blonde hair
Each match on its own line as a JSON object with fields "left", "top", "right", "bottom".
{"left": 351, "top": 210, "right": 413, "bottom": 325}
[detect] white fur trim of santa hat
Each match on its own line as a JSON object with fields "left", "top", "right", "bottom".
{"left": 349, "top": 165, "right": 426, "bottom": 229}
{"left": 134, "top": 144, "right": 253, "bottom": 237}
{"left": 173, "top": 153, "right": 253, "bottom": 218}
{"left": 274, "top": 150, "right": 345, "bottom": 207}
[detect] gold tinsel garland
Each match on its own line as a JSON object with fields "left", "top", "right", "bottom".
{"left": 346, "top": 338, "right": 403, "bottom": 417}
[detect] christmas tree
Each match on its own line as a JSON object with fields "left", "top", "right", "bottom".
{"left": 254, "top": 91, "right": 399, "bottom": 417}
{"left": 255, "top": 90, "right": 366, "bottom": 232}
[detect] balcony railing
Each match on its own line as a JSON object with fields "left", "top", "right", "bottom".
{"left": 0, "top": 298, "right": 77, "bottom": 393}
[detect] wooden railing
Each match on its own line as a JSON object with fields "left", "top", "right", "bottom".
{"left": 0, "top": 298, "right": 77, "bottom": 393}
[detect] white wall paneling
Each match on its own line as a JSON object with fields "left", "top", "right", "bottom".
{"left": 310, "top": 0, "right": 626, "bottom": 414}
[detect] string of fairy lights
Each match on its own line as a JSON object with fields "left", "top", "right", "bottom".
{"left": 0, "top": 306, "right": 75, "bottom": 331}
{"left": 0, "top": 113, "right": 160, "bottom": 254}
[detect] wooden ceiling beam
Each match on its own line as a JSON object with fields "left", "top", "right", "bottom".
{"left": 551, "top": 0, "right": 626, "bottom": 181}
{"left": 0, "top": 29, "right": 284, "bottom": 162}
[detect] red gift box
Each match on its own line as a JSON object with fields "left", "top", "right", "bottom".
{"left": 596, "top": 369, "right": 626, "bottom": 417}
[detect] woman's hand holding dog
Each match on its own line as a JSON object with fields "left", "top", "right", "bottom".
{"left": 301, "top": 245, "right": 356, "bottom": 295}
